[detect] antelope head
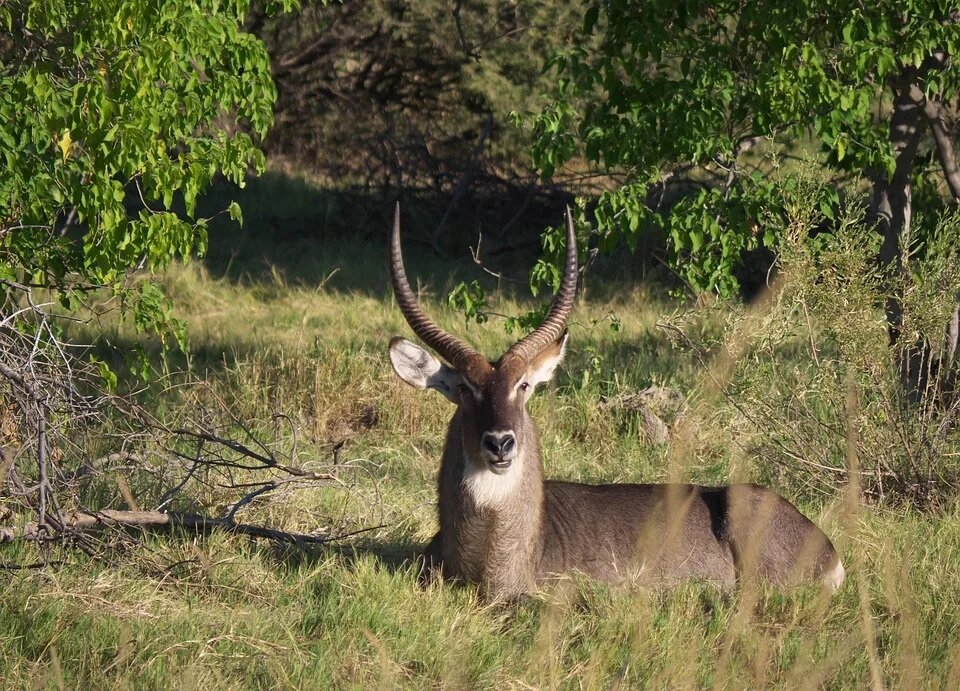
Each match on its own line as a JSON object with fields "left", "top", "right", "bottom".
{"left": 388, "top": 204, "right": 577, "bottom": 491}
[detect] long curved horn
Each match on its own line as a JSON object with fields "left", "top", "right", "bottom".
{"left": 506, "top": 206, "right": 578, "bottom": 362}
{"left": 390, "top": 203, "right": 488, "bottom": 373}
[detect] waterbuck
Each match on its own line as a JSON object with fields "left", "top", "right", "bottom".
{"left": 387, "top": 205, "right": 844, "bottom": 601}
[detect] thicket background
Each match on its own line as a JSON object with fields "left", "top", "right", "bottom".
{"left": 2, "top": 1, "right": 960, "bottom": 688}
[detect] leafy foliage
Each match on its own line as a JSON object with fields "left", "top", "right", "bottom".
{"left": 527, "top": 0, "right": 960, "bottom": 296}
{"left": 254, "top": 0, "right": 583, "bottom": 190}
{"left": 0, "top": 0, "right": 293, "bottom": 334}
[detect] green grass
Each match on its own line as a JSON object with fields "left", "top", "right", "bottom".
{"left": 3, "top": 509, "right": 960, "bottom": 688}
{"left": 2, "top": 188, "right": 960, "bottom": 688}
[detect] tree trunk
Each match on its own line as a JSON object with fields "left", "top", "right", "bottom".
{"left": 874, "top": 65, "right": 960, "bottom": 403}
{"left": 921, "top": 86, "right": 960, "bottom": 399}
{"left": 873, "top": 74, "right": 925, "bottom": 347}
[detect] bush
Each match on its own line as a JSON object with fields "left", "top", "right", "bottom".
{"left": 694, "top": 169, "right": 960, "bottom": 506}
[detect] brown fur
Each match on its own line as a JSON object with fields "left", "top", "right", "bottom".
{"left": 422, "top": 400, "right": 840, "bottom": 600}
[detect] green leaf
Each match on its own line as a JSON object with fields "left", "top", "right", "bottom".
{"left": 690, "top": 229, "right": 704, "bottom": 252}
{"left": 583, "top": 5, "right": 599, "bottom": 33}
{"left": 227, "top": 201, "right": 243, "bottom": 227}
{"left": 57, "top": 130, "right": 73, "bottom": 162}
{"left": 92, "top": 357, "right": 118, "bottom": 392}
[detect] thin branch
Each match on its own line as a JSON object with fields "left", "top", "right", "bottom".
{"left": 469, "top": 232, "right": 523, "bottom": 283}
{"left": 919, "top": 90, "right": 960, "bottom": 201}
{"left": 0, "top": 560, "right": 66, "bottom": 570}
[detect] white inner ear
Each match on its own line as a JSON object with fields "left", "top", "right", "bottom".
{"left": 389, "top": 338, "right": 462, "bottom": 403}
{"left": 523, "top": 332, "right": 569, "bottom": 392}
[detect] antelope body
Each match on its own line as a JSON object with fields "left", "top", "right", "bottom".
{"left": 388, "top": 205, "right": 844, "bottom": 600}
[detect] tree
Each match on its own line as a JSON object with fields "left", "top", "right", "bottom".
{"left": 0, "top": 0, "right": 297, "bottom": 549}
{"left": 528, "top": 1, "right": 960, "bottom": 394}
{"left": 1, "top": 0, "right": 291, "bottom": 336}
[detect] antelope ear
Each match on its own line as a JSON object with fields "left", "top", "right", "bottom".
{"left": 524, "top": 330, "right": 569, "bottom": 389}
{"left": 389, "top": 337, "right": 461, "bottom": 403}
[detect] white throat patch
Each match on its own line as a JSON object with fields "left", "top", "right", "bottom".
{"left": 462, "top": 456, "right": 523, "bottom": 509}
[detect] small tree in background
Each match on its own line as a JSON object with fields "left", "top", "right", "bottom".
{"left": 0, "top": 0, "right": 299, "bottom": 548}
{"left": 1, "top": 0, "right": 292, "bottom": 334}
{"left": 252, "top": 0, "right": 578, "bottom": 185}
{"left": 527, "top": 0, "right": 960, "bottom": 397}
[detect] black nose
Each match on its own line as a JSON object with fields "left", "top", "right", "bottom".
{"left": 482, "top": 431, "right": 516, "bottom": 459}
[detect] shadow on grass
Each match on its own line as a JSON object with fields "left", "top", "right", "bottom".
{"left": 264, "top": 538, "right": 427, "bottom": 577}
{"left": 75, "top": 293, "right": 696, "bottom": 403}
{"left": 195, "top": 171, "right": 579, "bottom": 297}
{"left": 68, "top": 327, "right": 266, "bottom": 391}
{"left": 69, "top": 170, "right": 701, "bottom": 393}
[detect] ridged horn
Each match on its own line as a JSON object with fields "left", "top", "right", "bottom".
{"left": 505, "top": 206, "right": 578, "bottom": 362}
{"left": 390, "top": 203, "right": 489, "bottom": 374}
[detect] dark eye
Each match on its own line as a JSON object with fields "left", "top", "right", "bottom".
{"left": 519, "top": 382, "right": 530, "bottom": 392}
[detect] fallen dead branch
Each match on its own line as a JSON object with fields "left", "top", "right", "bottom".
{"left": 0, "top": 560, "right": 66, "bottom": 570}
{"left": 0, "top": 509, "right": 382, "bottom": 545}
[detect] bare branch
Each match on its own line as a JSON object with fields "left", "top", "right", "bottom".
{"left": 918, "top": 89, "right": 960, "bottom": 201}
{"left": 0, "top": 290, "right": 380, "bottom": 559}
{"left": 0, "top": 509, "right": 380, "bottom": 545}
